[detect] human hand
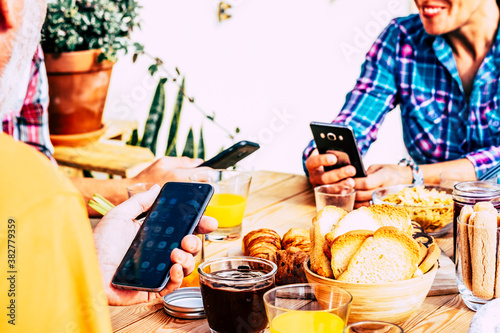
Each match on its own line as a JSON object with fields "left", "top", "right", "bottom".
{"left": 352, "top": 164, "right": 412, "bottom": 208}
{"left": 132, "top": 156, "right": 211, "bottom": 185}
{"left": 92, "top": 185, "right": 218, "bottom": 306}
{"left": 305, "top": 149, "right": 357, "bottom": 187}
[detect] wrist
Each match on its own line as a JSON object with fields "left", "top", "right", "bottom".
{"left": 398, "top": 158, "right": 424, "bottom": 185}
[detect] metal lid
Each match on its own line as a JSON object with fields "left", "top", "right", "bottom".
{"left": 162, "top": 287, "right": 206, "bottom": 319}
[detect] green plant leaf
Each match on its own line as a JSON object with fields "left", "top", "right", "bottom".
{"left": 197, "top": 126, "right": 205, "bottom": 160}
{"left": 128, "top": 128, "right": 139, "bottom": 146}
{"left": 181, "top": 127, "right": 195, "bottom": 158}
{"left": 165, "top": 77, "right": 185, "bottom": 156}
{"left": 140, "top": 77, "right": 167, "bottom": 154}
{"left": 148, "top": 64, "right": 158, "bottom": 76}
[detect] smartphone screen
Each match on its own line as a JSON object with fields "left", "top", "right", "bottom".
{"left": 112, "top": 182, "right": 214, "bottom": 291}
{"left": 198, "top": 140, "right": 260, "bottom": 169}
{"left": 310, "top": 122, "right": 367, "bottom": 177}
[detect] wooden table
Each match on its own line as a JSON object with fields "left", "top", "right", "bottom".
{"left": 109, "top": 170, "right": 475, "bottom": 332}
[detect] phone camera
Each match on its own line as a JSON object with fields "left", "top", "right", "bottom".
{"left": 327, "top": 133, "right": 336, "bottom": 141}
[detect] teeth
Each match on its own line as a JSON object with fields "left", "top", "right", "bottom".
{"left": 423, "top": 7, "right": 443, "bottom": 15}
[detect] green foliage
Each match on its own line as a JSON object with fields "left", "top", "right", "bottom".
{"left": 41, "top": 0, "right": 141, "bottom": 61}
{"left": 165, "top": 78, "right": 185, "bottom": 156}
{"left": 197, "top": 127, "right": 205, "bottom": 160}
{"left": 181, "top": 128, "right": 195, "bottom": 157}
{"left": 140, "top": 78, "right": 167, "bottom": 153}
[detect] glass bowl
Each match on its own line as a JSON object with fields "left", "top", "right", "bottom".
{"left": 372, "top": 184, "right": 453, "bottom": 237}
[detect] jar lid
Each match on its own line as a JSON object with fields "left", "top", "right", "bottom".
{"left": 162, "top": 287, "right": 206, "bottom": 319}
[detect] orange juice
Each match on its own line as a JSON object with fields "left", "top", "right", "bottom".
{"left": 270, "top": 311, "right": 344, "bottom": 333}
{"left": 204, "top": 193, "right": 247, "bottom": 228}
{"left": 181, "top": 262, "right": 200, "bottom": 287}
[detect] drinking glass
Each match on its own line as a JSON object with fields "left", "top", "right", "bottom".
{"left": 126, "top": 182, "right": 156, "bottom": 198}
{"left": 264, "top": 283, "right": 352, "bottom": 333}
{"left": 190, "top": 169, "right": 252, "bottom": 241}
{"left": 343, "top": 321, "right": 404, "bottom": 332}
{"left": 198, "top": 256, "right": 277, "bottom": 333}
{"left": 314, "top": 184, "right": 356, "bottom": 212}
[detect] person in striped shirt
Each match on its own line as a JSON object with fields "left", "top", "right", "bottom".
{"left": 304, "top": 0, "right": 500, "bottom": 207}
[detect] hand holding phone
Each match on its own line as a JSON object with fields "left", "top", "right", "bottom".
{"left": 310, "top": 122, "right": 367, "bottom": 177}
{"left": 198, "top": 140, "right": 260, "bottom": 169}
{"left": 111, "top": 182, "right": 214, "bottom": 292}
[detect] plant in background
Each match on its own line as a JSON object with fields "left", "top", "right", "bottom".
{"left": 41, "top": 0, "right": 141, "bottom": 62}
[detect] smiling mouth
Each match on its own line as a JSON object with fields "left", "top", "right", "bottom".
{"left": 421, "top": 5, "right": 446, "bottom": 17}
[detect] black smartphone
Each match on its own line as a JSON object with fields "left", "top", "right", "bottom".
{"left": 198, "top": 140, "right": 260, "bottom": 169}
{"left": 112, "top": 182, "right": 214, "bottom": 292}
{"left": 310, "top": 121, "right": 367, "bottom": 177}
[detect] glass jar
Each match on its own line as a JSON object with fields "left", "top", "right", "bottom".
{"left": 452, "top": 181, "right": 500, "bottom": 261}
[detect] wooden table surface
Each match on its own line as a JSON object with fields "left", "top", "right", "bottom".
{"left": 109, "top": 170, "right": 475, "bottom": 333}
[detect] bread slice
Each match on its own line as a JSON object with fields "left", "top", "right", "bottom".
{"left": 418, "top": 242, "right": 441, "bottom": 274}
{"left": 337, "top": 226, "right": 420, "bottom": 283}
{"left": 310, "top": 206, "right": 347, "bottom": 278}
{"left": 331, "top": 204, "right": 412, "bottom": 240}
{"left": 471, "top": 211, "right": 497, "bottom": 300}
{"left": 329, "top": 229, "right": 373, "bottom": 279}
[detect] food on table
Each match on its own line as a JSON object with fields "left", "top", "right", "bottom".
{"left": 337, "top": 226, "right": 420, "bottom": 283}
{"left": 275, "top": 246, "right": 309, "bottom": 285}
{"left": 326, "top": 229, "right": 373, "bottom": 279}
{"left": 282, "top": 228, "right": 311, "bottom": 252}
{"left": 330, "top": 204, "right": 412, "bottom": 240}
{"left": 418, "top": 242, "right": 441, "bottom": 274}
{"left": 310, "top": 206, "right": 347, "bottom": 278}
{"left": 242, "top": 228, "right": 282, "bottom": 263}
{"left": 270, "top": 311, "right": 344, "bottom": 333}
{"left": 310, "top": 204, "right": 439, "bottom": 282}
{"left": 458, "top": 202, "right": 500, "bottom": 300}
{"left": 381, "top": 185, "right": 453, "bottom": 231}
{"left": 242, "top": 228, "right": 311, "bottom": 285}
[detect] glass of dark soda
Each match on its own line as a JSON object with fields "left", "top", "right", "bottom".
{"left": 198, "top": 256, "right": 277, "bottom": 333}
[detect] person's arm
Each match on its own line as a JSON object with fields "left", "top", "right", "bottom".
{"left": 71, "top": 156, "right": 210, "bottom": 216}
{"left": 304, "top": 19, "right": 401, "bottom": 185}
{"left": 15, "top": 46, "right": 56, "bottom": 162}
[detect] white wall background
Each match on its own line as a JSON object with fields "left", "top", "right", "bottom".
{"left": 104, "top": 0, "right": 413, "bottom": 175}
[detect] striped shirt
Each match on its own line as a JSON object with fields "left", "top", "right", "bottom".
{"left": 2, "top": 45, "right": 55, "bottom": 163}
{"left": 303, "top": 14, "right": 500, "bottom": 180}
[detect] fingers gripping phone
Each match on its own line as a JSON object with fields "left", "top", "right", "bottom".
{"left": 198, "top": 140, "right": 260, "bottom": 169}
{"left": 112, "top": 182, "right": 214, "bottom": 292}
{"left": 310, "top": 122, "right": 367, "bottom": 177}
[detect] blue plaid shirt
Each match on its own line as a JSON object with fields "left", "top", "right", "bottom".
{"left": 303, "top": 14, "right": 500, "bottom": 180}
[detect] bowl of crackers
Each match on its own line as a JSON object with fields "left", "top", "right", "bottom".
{"left": 303, "top": 204, "right": 440, "bottom": 325}
{"left": 372, "top": 184, "right": 453, "bottom": 237}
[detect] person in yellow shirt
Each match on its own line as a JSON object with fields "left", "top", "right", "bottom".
{"left": 0, "top": 1, "right": 217, "bottom": 331}
{"left": 0, "top": 133, "right": 216, "bottom": 332}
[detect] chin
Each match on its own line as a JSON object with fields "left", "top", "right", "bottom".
{"left": 420, "top": 18, "right": 451, "bottom": 36}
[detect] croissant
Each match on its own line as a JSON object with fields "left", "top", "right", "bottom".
{"left": 242, "top": 228, "right": 281, "bottom": 263}
{"left": 282, "top": 228, "right": 311, "bottom": 253}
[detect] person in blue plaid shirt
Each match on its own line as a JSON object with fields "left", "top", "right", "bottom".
{"left": 304, "top": 0, "right": 500, "bottom": 207}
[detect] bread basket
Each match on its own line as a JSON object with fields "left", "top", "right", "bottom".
{"left": 304, "top": 258, "right": 438, "bottom": 324}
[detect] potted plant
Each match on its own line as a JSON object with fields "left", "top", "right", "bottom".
{"left": 41, "top": 0, "right": 141, "bottom": 137}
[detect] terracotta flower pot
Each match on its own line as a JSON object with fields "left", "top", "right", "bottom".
{"left": 44, "top": 49, "right": 115, "bottom": 136}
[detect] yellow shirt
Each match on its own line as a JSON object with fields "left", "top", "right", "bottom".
{"left": 0, "top": 134, "right": 112, "bottom": 332}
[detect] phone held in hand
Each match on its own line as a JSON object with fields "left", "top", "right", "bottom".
{"left": 310, "top": 121, "right": 367, "bottom": 177}
{"left": 198, "top": 140, "right": 260, "bottom": 169}
{"left": 111, "top": 182, "right": 214, "bottom": 292}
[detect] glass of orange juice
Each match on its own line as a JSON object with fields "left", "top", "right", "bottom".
{"left": 264, "top": 283, "right": 352, "bottom": 333}
{"left": 189, "top": 169, "right": 252, "bottom": 241}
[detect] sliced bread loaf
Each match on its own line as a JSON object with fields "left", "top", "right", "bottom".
{"left": 337, "top": 226, "right": 420, "bottom": 283}
{"left": 331, "top": 204, "right": 412, "bottom": 240}
{"left": 310, "top": 206, "right": 347, "bottom": 278}
{"left": 329, "top": 229, "right": 374, "bottom": 279}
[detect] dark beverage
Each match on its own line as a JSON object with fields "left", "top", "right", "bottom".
{"left": 198, "top": 257, "right": 277, "bottom": 333}
{"left": 200, "top": 270, "right": 274, "bottom": 333}
{"left": 452, "top": 181, "right": 500, "bottom": 262}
